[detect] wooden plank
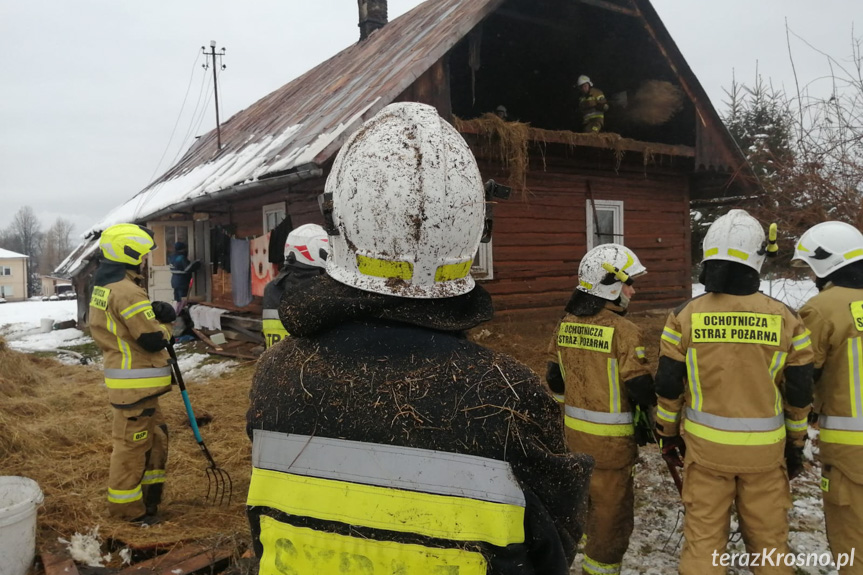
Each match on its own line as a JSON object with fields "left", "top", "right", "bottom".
{"left": 117, "top": 544, "right": 210, "bottom": 574}
{"left": 192, "top": 328, "right": 223, "bottom": 351}
{"left": 578, "top": 0, "right": 639, "bottom": 17}
{"left": 42, "top": 552, "right": 80, "bottom": 575}
{"left": 153, "top": 547, "right": 233, "bottom": 575}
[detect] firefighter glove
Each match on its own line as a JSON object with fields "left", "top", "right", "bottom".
{"left": 660, "top": 435, "right": 685, "bottom": 468}
{"left": 152, "top": 301, "right": 177, "bottom": 324}
{"left": 785, "top": 443, "right": 805, "bottom": 480}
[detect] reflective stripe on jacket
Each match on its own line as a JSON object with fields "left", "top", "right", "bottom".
{"left": 799, "top": 285, "right": 863, "bottom": 482}
{"left": 658, "top": 292, "right": 814, "bottom": 473}
{"left": 262, "top": 308, "right": 289, "bottom": 349}
{"left": 552, "top": 306, "right": 650, "bottom": 469}
{"left": 249, "top": 430, "right": 526, "bottom": 574}
{"left": 579, "top": 87, "right": 608, "bottom": 120}
{"left": 89, "top": 269, "right": 171, "bottom": 407}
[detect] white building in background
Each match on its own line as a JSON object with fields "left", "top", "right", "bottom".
{"left": 0, "top": 248, "right": 29, "bottom": 302}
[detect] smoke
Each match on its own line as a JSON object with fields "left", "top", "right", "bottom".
{"left": 621, "top": 80, "right": 684, "bottom": 126}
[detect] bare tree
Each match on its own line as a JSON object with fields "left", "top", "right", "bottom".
{"left": 41, "top": 218, "right": 76, "bottom": 274}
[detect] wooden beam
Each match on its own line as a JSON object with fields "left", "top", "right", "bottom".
{"left": 42, "top": 552, "right": 81, "bottom": 575}
{"left": 495, "top": 8, "right": 576, "bottom": 34}
{"left": 578, "top": 0, "right": 638, "bottom": 17}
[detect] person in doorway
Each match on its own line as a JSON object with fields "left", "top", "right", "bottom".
{"left": 793, "top": 221, "right": 863, "bottom": 574}
{"left": 547, "top": 243, "right": 655, "bottom": 575}
{"left": 654, "top": 209, "right": 814, "bottom": 574}
{"left": 261, "top": 223, "right": 329, "bottom": 348}
{"left": 169, "top": 241, "right": 192, "bottom": 303}
{"left": 246, "top": 102, "right": 592, "bottom": 574}
{"left": 89, "top": 223, "right": 177, "bottom": 526}
{"left": 577, "top": 75, "right": 609, "bottom": 133}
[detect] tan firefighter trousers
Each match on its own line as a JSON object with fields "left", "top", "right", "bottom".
{"left": 822, "top": 465, "right": 863, "bottom": 574}
{"left": 582, "top": 466, "right": 634, "bottom": 575}
{"left": 680, "top": 461, "right": 792, "bottom": 575}
{"left": 107, "top": 398, "right": 168, "bottom": 519}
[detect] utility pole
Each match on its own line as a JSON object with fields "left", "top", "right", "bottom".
{"left": 202, "top": 40, "right": 227, "bottom": 150}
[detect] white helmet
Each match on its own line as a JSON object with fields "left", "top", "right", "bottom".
{"left": 322, "top": 102, "right": 485, "bottom": 298}
{"left": 792, "top": 221, "right": 863, "bottom": 278}
{"left": 702, "top": 209, "right": 774, "bottom": 273}
{"left": 577, "top": 75, "right": 592, "bottom": 87}
{"left": 285, "top": 223, "right": 329, "bottom": 269}
{"left": 577, "top": 244, "right": 646, "bottom": 301}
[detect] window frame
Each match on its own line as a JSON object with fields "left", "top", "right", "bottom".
{"left": 472, "top": 240, "right": 494, "bottom": 281}
{"left": 585, "top": 199, "right": 624, "bottom": 250}
{"left": 262, "top": 202, "right": 287, "bottom": 234}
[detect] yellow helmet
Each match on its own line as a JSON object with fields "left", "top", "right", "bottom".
{"left": 99, "top": 223, "right": 156, "bottom": 266}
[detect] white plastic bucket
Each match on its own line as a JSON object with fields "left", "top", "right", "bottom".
{"left": 39, "top": 318, "right": 54, "bottom": 333}
{"left": 0, "top": 477, "right": 44, "bottom": 575}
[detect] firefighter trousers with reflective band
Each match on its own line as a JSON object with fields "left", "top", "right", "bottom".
{"left": 108, "top": 398, "right": 167, "bottom": 519}
{"left": 822, "top": 465, "right": 863, "bottom": 574}
{"left": 582, "top": 466, "right": 633, "bottom": 575}
{"left": 680, "top": 461, "right": 792, "bottom": 575}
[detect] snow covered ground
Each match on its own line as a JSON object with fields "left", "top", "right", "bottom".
{"left": 693, "top": 278, "right": 818, "bottom": 310}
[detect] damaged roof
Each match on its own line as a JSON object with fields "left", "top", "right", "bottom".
{"left": 58, "top": 0, "right": 751, "bottom": 277}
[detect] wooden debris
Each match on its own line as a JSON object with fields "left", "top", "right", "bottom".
{"left": 42, "top": 551, "right": 81, "bottom": 575}
{"left": 192, "top": 329, "right": 223, "bottom": 351}
{"left": 116, "top": 543, "right": 233, "bottom": 575}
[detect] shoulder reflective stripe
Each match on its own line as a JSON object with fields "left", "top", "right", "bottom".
{"left": 848, "top": 338, "right": 863, "bottom": 418}
{"left": 792, "top": 330, "right": 812, "bottom": 350}
{"left": 121, "top": 300, "right": 153, "bottom": 319}
{"left": 608, "top": 358, "right": 620, "bottom": 413}
{"left": 686, "top": 348, "right": 703, "bottom": 411}
{"left": 565, "top": 417, "right": 634, "bottom": 437}
{"left": 258, "top": 515, "right": 487, "bottom": 575}
{"left": 661, "top": 327, "right": 682, "bottom": 344}
{"left": 553, "top": 393, "right": 565, "bottom": 403}
{"left": 583, "top": 555, "right": 622, "bottom": 575}
{"left": 820, "top": 429, "right": 863, "bottom": 445}
{"left": 252, "top": 431, "right": 525, "bottom": 507}
{"left": 820, "top": 415, "right": 863, "bottom": 431}
{"left": 684, "top": 419, "right": 786, "bottom": 446}
{"left": 685, "top": 407, "right": 784, "bottom": 432}
{"left": 656, "top": 406, "right": 680, "bottom": 423}
{"left": 635, "top": 346, "right": 646, "bottom": 359}
{"left": 262, "top": 308, "right": 280, "bottom": 319}
{"left": 141, "top": 469, "right": 166, "bottom": 485}
{"left": 105, "top": 367, "right": 173, "bottom": 379}
{"left": 248, "top": 467, "right": 525, "bottom": 546}
{"left": 558, "top": 323, "right": 614, "bottom": 353}
{"left": 784, "top": 417, "right": 808, "bottom": 432}
{"left": 565, "top": 405, "right": 634, "bottom": 425}
{"left": 107, "top": 485, "right": 142, "bottom": 503}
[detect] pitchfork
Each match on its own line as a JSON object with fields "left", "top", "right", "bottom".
{"left": 167, "top": 344, "right": 233, "bottom": 505}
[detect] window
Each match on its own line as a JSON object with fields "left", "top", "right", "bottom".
{"left": 0, "top": 285, "right": 13, "bottom": 297}
{"left": 262, "top": 202, "right": 287, "bottom": 233}
{"left": 164, "top": 225, "right": 190, "bottom": 253}
{"left": 0, "top": 267, "right": 11, "bottom": 276}
{"left": 472, "top": 241, "right": 494, "bottom": 280}
{"left": 585, "top": 200, "right": 624, "bottom": 249}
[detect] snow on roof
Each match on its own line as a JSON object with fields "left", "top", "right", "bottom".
{"left": 0, "top": 248, "right": 28, "bottom": 259}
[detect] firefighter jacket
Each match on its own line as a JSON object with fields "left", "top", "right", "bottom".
{"left": 578, "top": 87, "right": 608, "bottom": 123}
{"left": 655, "top": 292, "right": 815, "bottom": 473}
{"left": 89, "top": 262, "right": 172, "bottom": 408}
{"left": 548, "top": 305, "right": 654, "bottom": 470}
{"left": 261, "top": 264, "right": 322, "bottom": 349}
{"left": 247, "top": 274, "right": 592, "bottom": 575}
{"left": 799, "top": 285, "right": 863, "bottom": 484}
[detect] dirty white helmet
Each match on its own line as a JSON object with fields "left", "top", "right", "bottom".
{"left": 577, "top": 244, "right": 646, "bottom": 301}
{"left": 285, "top": 223, "right": 329, "bottom": 269}
{"left": 702, "top": 209, "right": 771, "bottom": 273}
{"left": 322, "top": 102, "right": 485, "bottom": 298}
{"left": 577, "top": 75, "right": 592, "bottom": 87}
{"left": 792, "top": 221, "right": 863, "bottom": 278}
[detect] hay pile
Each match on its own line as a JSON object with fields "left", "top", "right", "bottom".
{"left": 0, "top": 337, "right": 254, "bottom": 563}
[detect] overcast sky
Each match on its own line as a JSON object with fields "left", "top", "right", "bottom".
{"left": 0, "top": 1, "right": 859, "bottom": 237}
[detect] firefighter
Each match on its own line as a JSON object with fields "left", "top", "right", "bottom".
{"left": 89, "top": 223, "right": 176, "bottom": 525}
{"left": 654, "top": 209, "right": 814, "bottom": 574}
{"left": 246, "top": 102, "right": 592, "bottom": 575}
{"left": 169, "top": 241, "right": 192, "bottom": 302}
{"left": 261, "top": 223, "right": 328, "bottom": 349}
{"left": 793, "top": 222, "right": 863, "bottom": 574}
{"left": 547, "top": 243, "right": 655, "bottom": 575}
{"left": 577, "top": 75, "right": 609, "bottom": 133}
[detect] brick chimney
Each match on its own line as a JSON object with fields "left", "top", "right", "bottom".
{"left": 358, "top": 0, "right": 387, "bottom": 41}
